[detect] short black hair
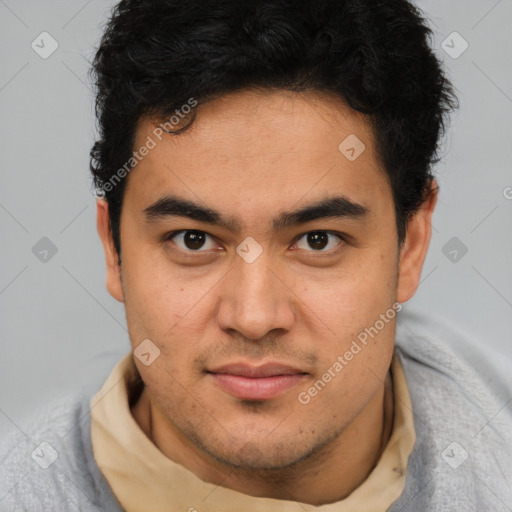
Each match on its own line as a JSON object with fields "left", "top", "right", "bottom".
{"left": 89, "top": 0, "right": 457, "bottom": 259}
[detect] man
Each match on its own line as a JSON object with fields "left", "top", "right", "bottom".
{"left": 1, "top": 0, "right": 511, "bottom": 510}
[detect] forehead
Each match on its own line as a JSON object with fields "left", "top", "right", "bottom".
{"left": 125, "top": 89, "right": 392, "bottom": 228}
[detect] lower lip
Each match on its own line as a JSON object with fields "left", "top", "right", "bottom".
{"left": 209, "top": 373, "right": 306, "bottom": 400}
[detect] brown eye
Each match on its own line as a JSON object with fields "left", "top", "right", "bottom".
{"left": 167, "top": 230, "right": 217, "bottom": 252}
{"left": 183, "top": 231, "right": 206, "bottom": 250}
{"left": 295, "top": 231, "right": 343, "bottom": 252}
{"left": 306, "top": 232, "right": 328, "bottom": 250}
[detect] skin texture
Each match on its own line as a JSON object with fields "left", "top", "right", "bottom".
{"left": 96, "top": 89, "right": 437, "bottom": 505}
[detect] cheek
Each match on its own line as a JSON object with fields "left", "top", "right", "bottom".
{"left": 298, "top": 249, "right": 397, "bottom": 324}
{"left": 120, "top": 250, "right": 217, "bottom": 373}
{"left": 120, "top": 243, "right": 200, "bottom": 332}
{"left": 293, "top": 248, "right": 397, "bottom": 374}
{"left": 136, "top": 358, "right": 193, "bottom": 415}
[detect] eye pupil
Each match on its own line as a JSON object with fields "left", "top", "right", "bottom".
{"left": 307, "top": 231, "right": 328, "bottom": 250}
{"left": 184, "top": 231, "right": 205, "bottom": 250}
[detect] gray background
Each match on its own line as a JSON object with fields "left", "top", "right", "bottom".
{"left": 0, "top": 0, "right": 511, "bottom": 431}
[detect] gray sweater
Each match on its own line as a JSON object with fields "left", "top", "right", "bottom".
{"left": 1, "top": 309, "right": 511, "bottom": 511}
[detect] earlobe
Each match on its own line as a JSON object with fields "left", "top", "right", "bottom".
{"left": 397, "top": 180, "right": 438, "bottom": 303}
{"left": 96, "top": 199, "right": 124, "bottom": 302}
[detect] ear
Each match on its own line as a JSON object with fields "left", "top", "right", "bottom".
{"left": 397, "top": 180, "right": 438, "bottom": 303}
{"left": 96, "top": 199, "right": 124, "bottom": 302}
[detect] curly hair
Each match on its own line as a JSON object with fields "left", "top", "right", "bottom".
{"left": 89, "top": 0, "right": 457, "bottom": 258}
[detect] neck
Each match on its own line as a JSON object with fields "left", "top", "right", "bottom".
{"left": 131, "top": 370, "right": 394, "bottom": 505}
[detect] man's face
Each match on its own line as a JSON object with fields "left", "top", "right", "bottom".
{"left": 109, "top": 89, "right": 403, "bottom": 469}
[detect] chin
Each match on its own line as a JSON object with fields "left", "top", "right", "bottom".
{"left": 194, "top": 429, "right": 328, "bottom": 472}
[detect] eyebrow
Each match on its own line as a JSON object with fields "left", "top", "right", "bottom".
{"left": 143, "top": 195, "right": 369, "bottom": 233}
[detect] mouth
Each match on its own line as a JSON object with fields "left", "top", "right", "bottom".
{"left": 206, "top": 363, "right": 308, "bottom": 401}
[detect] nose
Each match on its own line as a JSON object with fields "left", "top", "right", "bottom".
{"left": 216, "top": 251, "right": 295, "bottom": 341}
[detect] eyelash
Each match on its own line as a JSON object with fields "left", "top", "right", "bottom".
{"left": 162, "top": 230, "right": 346, "bottom": 256}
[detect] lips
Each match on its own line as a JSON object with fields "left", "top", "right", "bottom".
{"left": 207, "top": 363, "right": 308, "bottom": 400}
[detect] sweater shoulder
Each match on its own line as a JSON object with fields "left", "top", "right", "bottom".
{"left": 391, "top": 309, "right": 512, "bottom": 511}
{"left": 395, "top": 308, "right": 512, "bottom": 412}
{"left": 0, "top": 390, "right": 123, "bottom": 511}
